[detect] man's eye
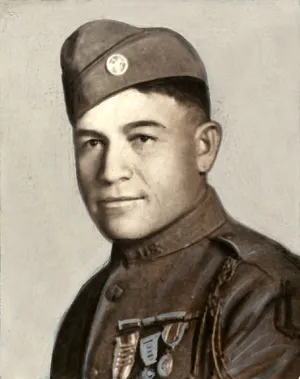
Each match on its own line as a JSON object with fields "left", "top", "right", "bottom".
{"left": 130, "top": 134, "right": 156, "bottom": 143}
{"left": 83, "top": 139, "right": 102, "bottom": 148}
{"left": 88, "top": 139, "right": 100, "bottom": 146}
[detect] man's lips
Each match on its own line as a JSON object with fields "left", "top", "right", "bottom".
{"left": 97, "top": 196, "right": 145, "bottom": 209}
{"left": 98, "top": 196, "right": 145, "bottom": 203}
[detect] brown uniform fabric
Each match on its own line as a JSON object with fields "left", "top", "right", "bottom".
{"left": 50, "top": 186, "right": 300, "bottom": 379}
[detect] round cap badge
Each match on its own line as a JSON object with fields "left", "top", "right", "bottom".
{"left": 106, "top": 54, "right": 129, "bottom": 76}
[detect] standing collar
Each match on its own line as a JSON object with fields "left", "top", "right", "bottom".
{"left": 112, "top": 185, "right": 227, "bottom": 264}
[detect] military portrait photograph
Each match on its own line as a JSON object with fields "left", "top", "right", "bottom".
{"left": 1, "top": 1, "right": 300, "bottom": 379}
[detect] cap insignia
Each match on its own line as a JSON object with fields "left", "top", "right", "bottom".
{"left": 106, "top": 53, "right": 129, "bottom": 76}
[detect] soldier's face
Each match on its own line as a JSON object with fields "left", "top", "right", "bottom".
{"left": 74, "top": 89, "right": 207, "bottom": 240}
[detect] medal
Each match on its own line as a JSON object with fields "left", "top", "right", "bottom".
{"left": 113, "top": 315, "right": 189, "bottom": 379}
{"left": 161, "top": 322, "right": 188, "bottom": 349}
{"left": 157, "top": 353, "right": 173, "bottom": 378}
{"left": 141, "top": 367, "right": 156, "bottom": 379}
{"left": 156, "top": 322, "right": 188, "bottom": 377}
{"left": 112, "top": 331, "right": 140, "bottom": 379}
{"left": 140, "top": 332, "right": 161, "bottom": 366}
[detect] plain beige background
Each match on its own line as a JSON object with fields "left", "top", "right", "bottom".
{"left": 1, "top": 0, "right": 300, "bottom": 378}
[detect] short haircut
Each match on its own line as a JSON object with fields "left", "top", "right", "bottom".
{"left": 133, "top": 77, "right": 211, "bottom": 124}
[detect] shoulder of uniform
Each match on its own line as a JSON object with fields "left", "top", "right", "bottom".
{"left": 68, "top": 259, "right": 112, "bottom": 309}
{"left": 53, "top": 258, "right": 113, "bottom": 340}
{"left": 207, "top": 223, "right": 300, "bottom": 344}
{"left": 206, "top": 224, "right": 300, "bottom": 375}
{"left": 50, "top": 259, "right": 114, "bottom": 377}
{"left": 209, "top": 219, "right": 300, "bottom": 283}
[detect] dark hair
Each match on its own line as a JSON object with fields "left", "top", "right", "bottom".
{"left": 133, "top": 77, "right": 211, "bottom": 123}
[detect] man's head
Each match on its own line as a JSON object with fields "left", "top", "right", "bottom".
{"left": 61, "top": 20, "right": 222, "bottom": 241}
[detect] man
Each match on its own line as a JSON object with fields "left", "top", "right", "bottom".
{"left": 51, "top": 19, "right": 300, "bottom": 379}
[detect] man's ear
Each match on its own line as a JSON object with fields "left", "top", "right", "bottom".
{"left": 194, "top": 121, "right": 222, "bottom": 173}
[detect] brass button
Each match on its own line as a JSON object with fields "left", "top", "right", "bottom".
{"left": 105, "top": 284, "right": 124, "bottom": 302}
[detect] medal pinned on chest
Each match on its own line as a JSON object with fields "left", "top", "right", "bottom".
{"left": 112, "top": 330, "right": 140, "bottom": 379}
{"left": 113, "top": 314, "right": 189, "bottom": 379}
{"left": 156, "top": 353, "right": 173, "bottom": 378}
{"left": 141, "top": 367, "right": 156, "bottom": 379}
{"left": 140, "top": 332, "right": 161, "bottom": 366}
{"left": 139, "top": 322, "right": 188, "bottom": 378}
{"left": 157, "top": 322, "right": 188, "bottom": 378}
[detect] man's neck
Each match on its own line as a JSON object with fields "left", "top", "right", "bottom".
{"left": 112, "top": 185, "right": 227, "bottom": 264}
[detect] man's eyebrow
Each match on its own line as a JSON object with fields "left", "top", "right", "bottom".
{"left": 123, "top": 120, "right": 166, "bottom": 132}
{"left": 74, "top": 120, "right": 166, "bottom": 138}
{"left": 73, "top": 129, "right": 105, "bottom": 139}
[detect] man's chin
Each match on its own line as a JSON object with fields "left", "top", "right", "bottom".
{"left": 95, "top": 222, "right": 153, "bottom": 242}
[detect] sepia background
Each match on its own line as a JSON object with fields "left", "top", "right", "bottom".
{"left": 1, "top": 0, "right": 300, "bottom": 378}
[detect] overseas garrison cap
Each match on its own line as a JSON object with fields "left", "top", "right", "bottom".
{"left": 61, "top": 19, "right": 208, "bottom": 125}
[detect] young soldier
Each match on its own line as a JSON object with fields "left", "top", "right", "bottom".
{"left": 51, "top": 20, "right": 300, "bottom": 379}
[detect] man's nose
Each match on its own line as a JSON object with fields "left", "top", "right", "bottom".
{"left": 97, "top": 144, "right": 133, "bottom": 184}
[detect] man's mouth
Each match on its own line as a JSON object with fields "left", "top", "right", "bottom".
{"left": 98, "top": 196, "right": 145, "bottom": 209}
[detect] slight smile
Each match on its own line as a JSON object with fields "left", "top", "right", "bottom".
{"left": 98, "top": 196, "right": 145, "bottom": 209}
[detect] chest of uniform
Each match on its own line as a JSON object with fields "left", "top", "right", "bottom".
{"left": 86, "top": 315, "right": 202, "bottom": 379}
{"left": 82, "top": 254, "right": 219, "bottom": 379}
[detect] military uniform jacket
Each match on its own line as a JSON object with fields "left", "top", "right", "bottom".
{"left": 50, "top": 187, "right": 300, "bottom": 379}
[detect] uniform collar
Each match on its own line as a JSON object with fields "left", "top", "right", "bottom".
{"left": 112, "top": 185, "right": 227, "bottom": 264}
